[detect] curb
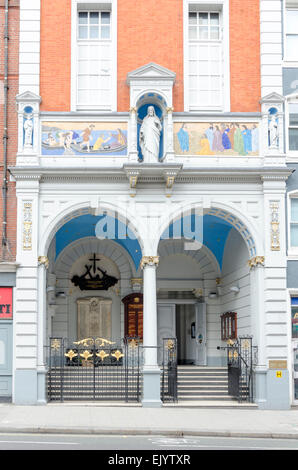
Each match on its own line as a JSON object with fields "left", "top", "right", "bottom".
{"left": 0, "top": 427, "right": 298, "bottom": 439}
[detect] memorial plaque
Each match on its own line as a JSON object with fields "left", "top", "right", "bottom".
{"left": 77, "top": 297, "right": 112, "bottom": 340}
{"left": 269, "top": 360, "right": 287, "bottom": 370}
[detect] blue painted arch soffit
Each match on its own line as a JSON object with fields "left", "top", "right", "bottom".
{"left": 55, "top": 214, "right": 143, "bottom": 270}
{"left": 55, "top": 214, "right": 238, "bottom": 271}
{"left": 160, "top": 214, "right": 234, "bottom": 270}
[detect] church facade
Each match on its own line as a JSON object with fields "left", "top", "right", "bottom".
{"left": 0, "top": 0, "right": 296, "bottom": 408}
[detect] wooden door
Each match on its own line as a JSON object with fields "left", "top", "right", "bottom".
{"left": 122, "top": 293, "right": 143, "bottom": 340}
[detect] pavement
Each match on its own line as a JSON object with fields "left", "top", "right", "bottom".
{"left": 0, "top": 402, "right": 298, "bottom": 439}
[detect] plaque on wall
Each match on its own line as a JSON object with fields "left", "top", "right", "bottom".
{"left": 77, "top": 297, "right": 112, "bottom": 340}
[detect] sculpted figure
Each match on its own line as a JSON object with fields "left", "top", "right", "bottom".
{"left": 139, "top": 106, "right": 162, "bottom": 163}
{"left": 269, "top": 115, "right": 279, "bottom": 148}
{"left": 24, "top": 114, "right": 33, "bottom": 147}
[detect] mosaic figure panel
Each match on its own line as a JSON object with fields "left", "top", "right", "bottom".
{"left": 174, "top": 122, "right": 260, "bottom": 156}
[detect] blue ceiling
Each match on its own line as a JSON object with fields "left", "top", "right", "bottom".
{"left": 55, "top": 213, "right": 233, "bottom": 270}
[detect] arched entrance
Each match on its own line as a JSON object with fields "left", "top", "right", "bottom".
{"left": 153, "top": 204, "right": 261, "bottom": 402}
{"left": 41, "top": 206, "right": 145, "bottom": 402}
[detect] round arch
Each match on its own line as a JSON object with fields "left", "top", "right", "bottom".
{"left": 134, "top": 90, "right": 169, "bottom": 113}
{"left": 154, "top": 201, "right": 262, "bottom": 260}
{"left": 54, "top": 237, "right": 135, "bottom": 296}
{"left": 39, "top": 200, "right": 145, "bottom": 258}
{"left": 158, "top": 238, "right": 221, "bottom": 278}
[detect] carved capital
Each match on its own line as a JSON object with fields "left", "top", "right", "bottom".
{"left": 166, "top": 106, "right": 174, "bottom": 114}
{"left": 38, "top": 256, "right": 49, "bottom": 269}
{"left": 140, "top": 256, "right": 159, "bottom": 269}
{"left": 248, "top": 256, "right": 265, "bottom": 269}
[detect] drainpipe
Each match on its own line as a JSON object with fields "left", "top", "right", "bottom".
{"left": 2, "top": 0, "right": 9, "bottom": 248}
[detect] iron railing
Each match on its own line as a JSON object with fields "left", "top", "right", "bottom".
{"left": 47, "top": 336, "right": 141, "bottom": 402}
{"left": 225, "top": 335, "right": 257, "bottom": 402}
{"left": 161, "top": 338, "right": 178, "bottom": 403}
{"left": 46, "top": 336, "right": 178, "bottom": 403}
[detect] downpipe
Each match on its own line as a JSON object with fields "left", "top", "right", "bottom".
{"left": 2, "top": 0, "right": 9, "bottom": 249}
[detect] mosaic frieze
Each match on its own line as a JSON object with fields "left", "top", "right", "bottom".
{"left": 41, "top": 122, "right": 127, "bottom": 156}
{"left": 174, "top": 122, "right": 260, "bottom": 156}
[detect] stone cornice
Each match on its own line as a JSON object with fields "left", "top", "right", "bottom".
{"left": 8, "top": 164, "right": 293, "bottom": 185}
{"left": 0, "top": 262, "right": 20, "bottom": 273}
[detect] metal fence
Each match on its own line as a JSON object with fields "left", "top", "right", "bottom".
{"left": 46, "top": 336, "right": 178, "bottom": 403}
{"left": 47, "top": 337, "right": 141, "bottom": 402}
{"left": 226, "top": 336, "right": 257, "bottom": 402}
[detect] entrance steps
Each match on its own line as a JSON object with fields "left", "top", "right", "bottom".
{"left": 175, "top": 366, "right": 257, "bottom": 408}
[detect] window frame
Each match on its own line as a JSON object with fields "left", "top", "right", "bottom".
{"left": 284, "top": 7, "right": 298, "bottom": 63}
{"left": 285, "top": 94, "right": 298, "bottom": 161}
{"left": 183, "top": 0, "right": 230, "bottom": 112}
{"left": 71, "top": 0, "right": 117, "bottom": 112}
{"left": 288, "top": 191, "right": 298, "bottom": 256}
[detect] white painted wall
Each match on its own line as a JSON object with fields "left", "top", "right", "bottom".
{"left": 260, "top": 0, "right": 283, "bottom": 97}
{"left": 19, "top": 0, "right": 40, "bottom": 95}
{"left": 221, "top": 228, "right": 251, "bottom": 336}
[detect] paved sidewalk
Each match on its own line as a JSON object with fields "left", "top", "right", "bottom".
{"left": 0, "top": 403, "right": 298, "bottom": 439}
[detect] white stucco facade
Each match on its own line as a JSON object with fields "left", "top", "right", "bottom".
{"left": 6, "top": 0, "right": 294, "bottom": 408}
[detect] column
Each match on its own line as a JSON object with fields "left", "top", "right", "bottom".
{"left": 141, "top": 255, "right": 162, "bottom": 407}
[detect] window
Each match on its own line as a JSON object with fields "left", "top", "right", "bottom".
{"left": 186, "top": 7, "right": 224, "bottom": 110}
{"left": 285, "top": 9, "right": 298, "bottom": 61}
{"left": 291, "top": 298, "right": 298, "bottom": 338}
{"left": 289, "top": 102, "right": 298, "bottom": 151}
{"left": 72, "top": 1, "right": 116, "bottom": 111}
{"left": 290, "top": 198, "right": 298, "bottom": 248}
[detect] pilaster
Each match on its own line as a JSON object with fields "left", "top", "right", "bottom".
{"left": 14, "top": 175, "right": 41, "bottom": 404}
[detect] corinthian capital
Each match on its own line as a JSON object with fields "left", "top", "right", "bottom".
{"left": 140, "top": 256, "right": 159, "bottom": 269}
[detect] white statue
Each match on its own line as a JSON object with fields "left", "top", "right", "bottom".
{"left": 24, "top": 114, "right": 33, "bottom": 148}
{"left": 269, "top": 115, "right": 279, "bottom": 149}
{"left": 139, "top": 106, "right": 162, "bottom": 163}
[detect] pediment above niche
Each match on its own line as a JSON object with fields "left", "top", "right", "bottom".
{"left": 16, "top": 91, "right": 41, "bottom": 103}
{"left": 16, "top": 91, "right": 41, "bottom": 114}
{"left": 127, "top": 62, "right": 176, "bottom": 84}
{"left": 260, "top": 92, "right": 285, "bottom": 104}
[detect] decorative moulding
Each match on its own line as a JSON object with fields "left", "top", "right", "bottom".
{"left": 260, "top": 92, "right": 285, "bottom": 105}
{"left": 127, "top": 62, "right": 176, "bottom": 85}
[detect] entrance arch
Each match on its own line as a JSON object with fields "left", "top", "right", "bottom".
{"left": 155, "top": 202, "right": 262, "bottom": 368}
{"left": 39, "top": 201, "right": 145, "bottom": 259}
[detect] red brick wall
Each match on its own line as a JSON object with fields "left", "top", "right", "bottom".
{"left": 40, "top": 0, "right": 71, "bottom": 111}
{"left": 0, "top": 1, "right": 19, "bottom": 261}
{"left": 117, "top": 0, "right": 184, "bottom": 112}
{"left": 39, "top": 0, "right": 261, "bottom": 112}
{"left": 230, "top": 0, "right": 261, "bottom": 111}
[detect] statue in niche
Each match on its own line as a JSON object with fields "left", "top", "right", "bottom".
{"left": 139, "top": 106, "right": 162, "bottom": 163}
{"left": 269, "top": 114, "right": 279, "bottom": 149}
{"left": 23, "top": 113, "right": 33, "bottom": 148}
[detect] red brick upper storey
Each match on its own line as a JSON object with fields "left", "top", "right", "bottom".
{"left": 0, "top": 0, "right": 19, "bottom": 262}
{"left": 40, "top": 0, "right": 261, "bottom": 113}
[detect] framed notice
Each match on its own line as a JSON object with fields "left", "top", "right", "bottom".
{"left": 122, "top": 293, "right": 143, "bottom": 340}
{"left": 0, "top": 288, "right": 13, "bottom": 319}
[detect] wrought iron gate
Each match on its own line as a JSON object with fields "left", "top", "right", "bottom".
{"left": 227, "top": 336, "right": 256, "bottom": 402}
{"left": 47, "top": 337, "right": 141, "bottom": 402}
{"left": 47, "top": 336, "right": 178, "bottom": 403}
{"left": 161, "top": 338, "right": 178, "bottom": 402}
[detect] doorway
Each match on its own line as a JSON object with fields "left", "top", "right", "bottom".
{"left": 176, "top": 304, "right": 196, "bottom": 365}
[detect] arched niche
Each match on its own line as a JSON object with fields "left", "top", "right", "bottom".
{"left": 137, "top": 101, "right": 164, "bottom": 161}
